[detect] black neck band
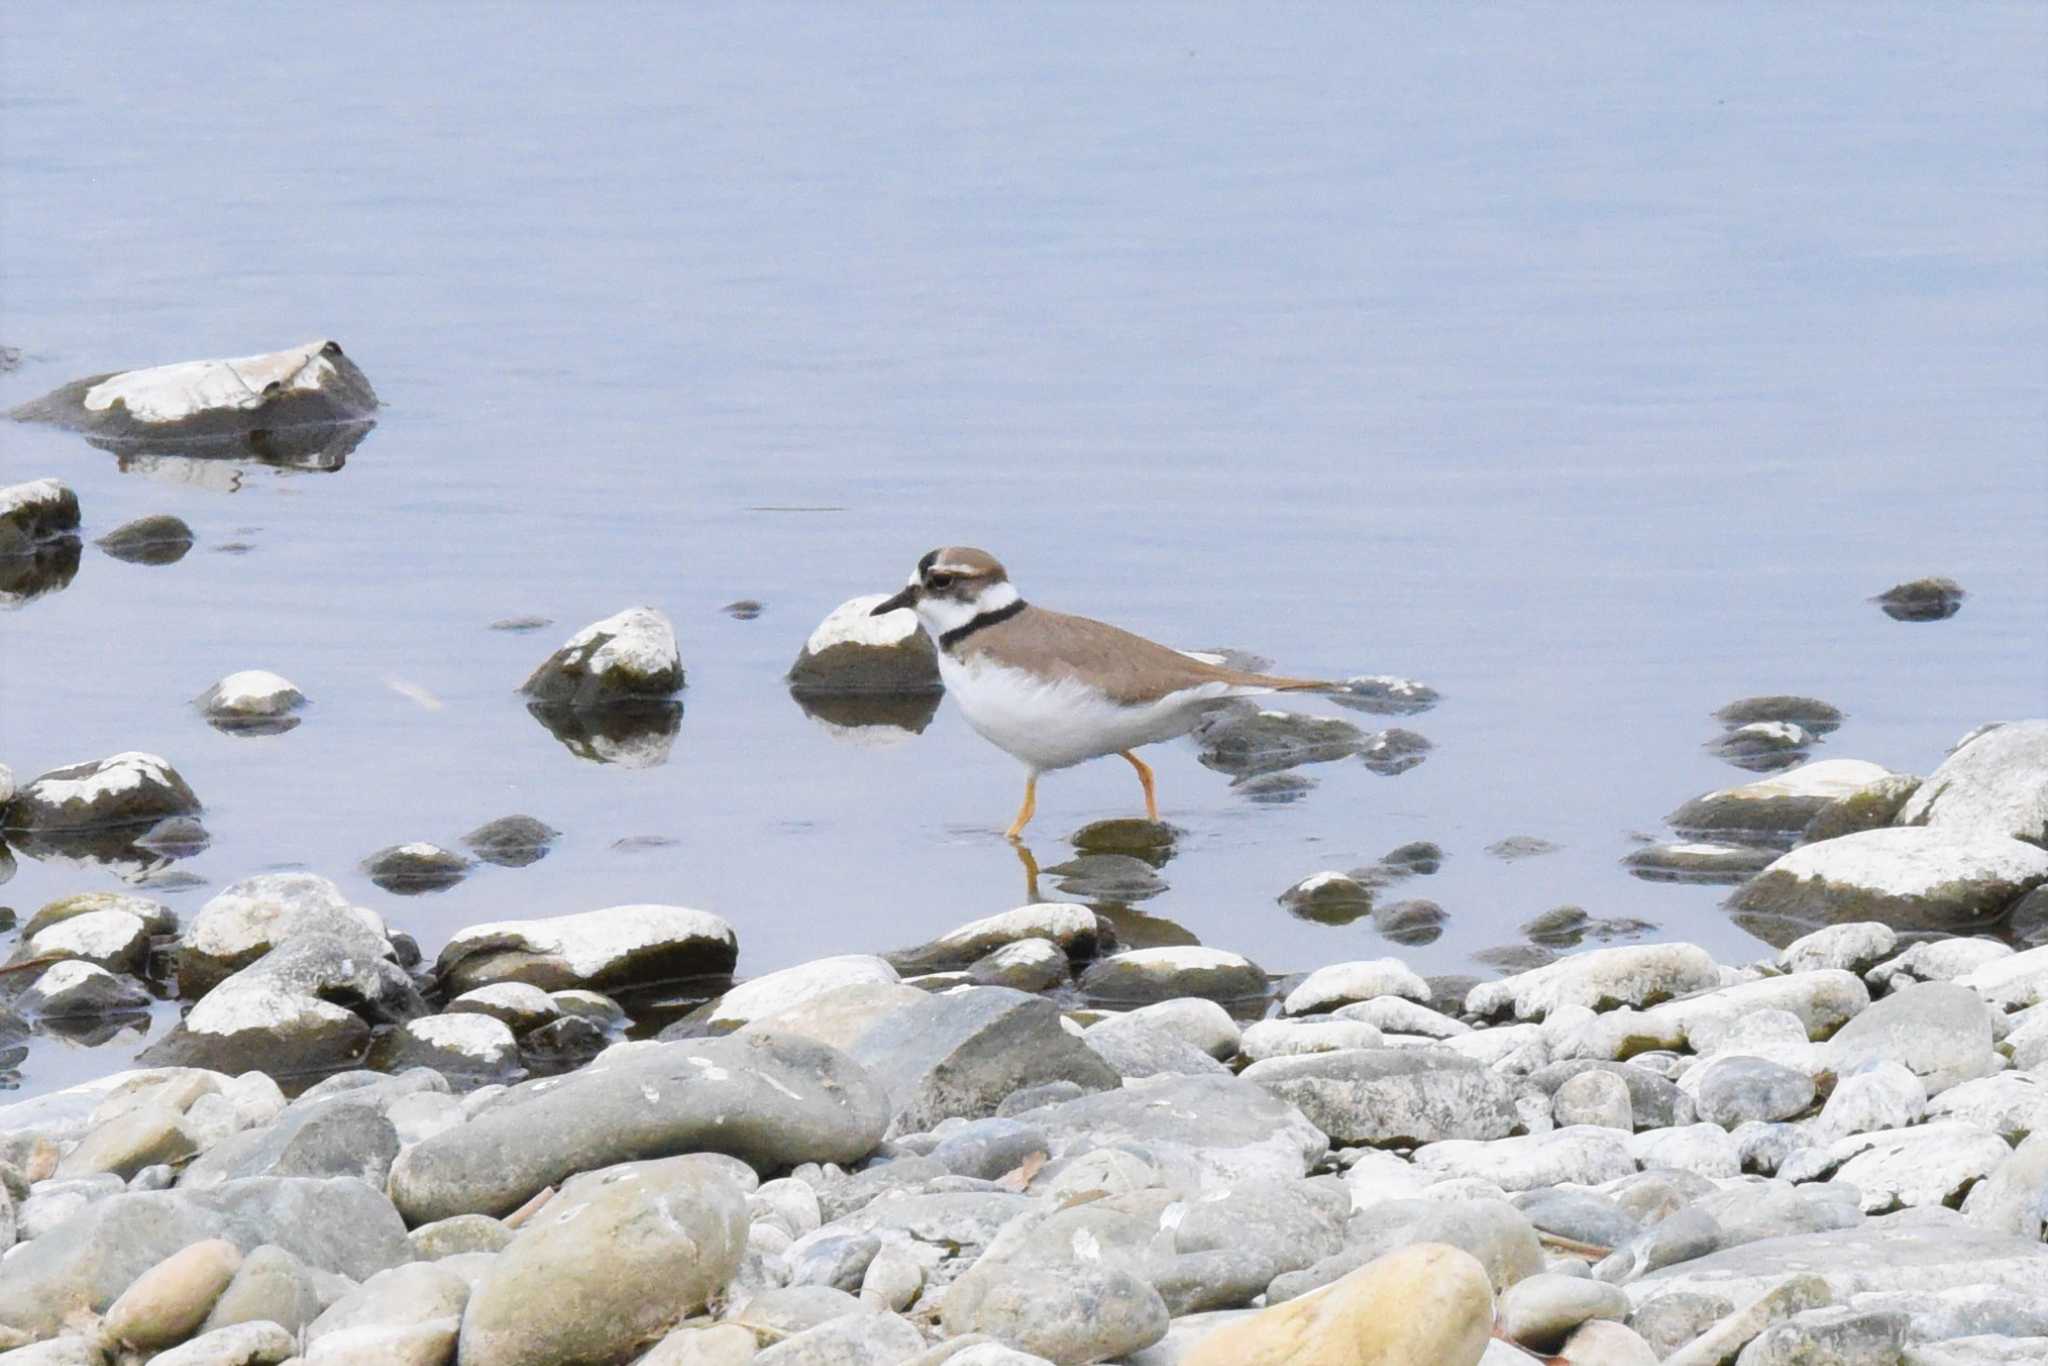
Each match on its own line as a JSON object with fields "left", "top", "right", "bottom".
{"left": 941, "top": 597, "right": 1026, "bottom": 649}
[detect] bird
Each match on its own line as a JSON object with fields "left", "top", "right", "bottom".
{"left": 870, "top": 546, "right": 1332, "bottom": 839}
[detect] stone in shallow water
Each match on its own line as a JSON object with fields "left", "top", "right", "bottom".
{"left": 1873, "top": 575, "right": 1965, "bottom": 621}
{"left": 1803, "top": 774, "right": 1925, "bottom": 845}
{"left": 1709, "top": 721, "right": 1815, "bottom": 770}
{"left": 174, "top": 872, "right": 393, "bottom": 997}
{"left": 460, "top": 814, "right": 560, "bottom": 867}
{"left": 784, "top": 593, "right": 941, "bottom": 695}
{"left": 1668, "top": 759, "right": 1895, "bottom": 838}
{"left": 1359, "top": 726, "right": 1432, "bottom": 775}
{"left": 1078, "top": 946, "right": 1266, "bottom": 1006}
{"left": 364, "top": 1014, "right": 521, "bottom": 1081}
{"left": 14, "top": 961, "right": 151, "bottom": 1019}
{"left": 96, "top": 512, "right": 194, "bottom": 565}
{"left": 1625, "top": 841, "right": 1781, "bottom": 884}
{"left": 886, "top": 903, "right": 1104, "bottom": 975}
{"left": 526, "top": 696, "right": 681, "bottom": 766}
{"left": 196, "top": 671, "right": 305, "bottom": 734}
{"left": 3, "top": 751, "right": 200, "bottom": 835}
{"left": 0, "top": 476, "right": 81, "bottom": 556}
{"left": 1069, "top": 817, "right": 1177, "bottom": 861}
{"left": 434, "top": 903, "right": 737, "bottom": 994}
{"left": 1191, "top": 705, "right": 1366, "bottom": 778}
{"left": 11, "top": 340, "right": 377, "bottom": 442}
{"left": 360, "top": 842, "right": 470, "bottom": 894}
{"left": 1331, "top": 674, "right": 1439, "bottom": 715}
{"left": 1045, "top": 852, "right": 1167, "bottom": 901}
{"left": 1733, "top": 828, "right": 2048, "bottom": 938}
{"left": 522, "top": 605, "right": 684, "bottom": 706}
{"left": 1277, "top": 870, "right": 1377, "bottom": 924}
{"left": 1716, "top": 695, "right": 1845, "bottom": 734}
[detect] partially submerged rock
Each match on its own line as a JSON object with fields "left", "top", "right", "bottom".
{"left": 1875, "top": 576, "right": 1966, "bottom": 622}
{"left": 521, "top": 606, "right": 683, "bottom": 707}
{"left": 196, "top": 671, "right": 306, "bottom": 735}
{"left": 461, "top": 814, "right": 560, "bottom": 868}
{"left": 95, "top": 513, "right": 194, "bottom": 565}
{"left": 785, "top": 594, "right": 942, "bottom": 695}
{"left": 1731, "top": 828, "right": 2048, "bottom": 937}
{"left": 1715, "top": 695, "right": 1845, "bottom": 734}
{"left": 1192, "top": 705, "right": 1365, "bottom": 778}
{"left": 360, "top": 842, "right": 471, "bottom": 895}
{"left": 9, "top": 340, "right": 379, "bottom": 445}
{"left": 0, "top": 477, "right": 81, "bottom": 557}
{"left": 2, "top": 752, "right": 200, "bottom": 835}
{"left": 435, "top": 904, "right": 737, "bottom": 994}
{"left": 1669, "top": 759, "right": 1896, "bottom": 839}
{"left": 1329, "top": 674, "right": 1439, "bottom": 715}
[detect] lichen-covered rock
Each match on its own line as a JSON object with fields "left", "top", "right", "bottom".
{"left": 521, "top": 606, "right": 683, "bottom": 706}
{"left": 95, "top": 513, "right": 194, "bottom": 565}
{"left": 1732, "top": 828, "right": 2048, "bottom": 935}
{"left": 1625, "top": 842, "right": 1781, "bottom": 883}
{"left": 1669, "top": 759, "right": 1896, "bottom": 838}
{"left": 0, "top": 477, "right": 81, "bottom": 556}
{"left": 9, "top": 340, "right": 378, "bottom": 443}
{"left": 3, "top": 752, "right": 199, "bottom": 834}
{"left": 14, "top": 960, "right": 152, "bottom": 1019}
{"left": 786, "top": 593, "right": 942, "bottom": 695}
{"left": 1078, "top": 947, "right": 1267, "bottom": 1006}
{"left": 1282, "top": 958, "right": 1429, "bottom": 1015}
{"left": 434, "top": 904, "right": 737, "bottom": 994}
{"left": 1897, "top": 719, "right": 2048, "bottom": 847}
{"left": 196, "top": 672, "right": 306, "bottom": 734}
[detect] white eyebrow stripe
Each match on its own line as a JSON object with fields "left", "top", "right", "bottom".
{"left": 931, "top": 562, "right": 983, "bottom": 576}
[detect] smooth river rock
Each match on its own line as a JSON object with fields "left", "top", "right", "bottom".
{"left": 521, "top": 606, "right": 684, "bottom": 707}
{"left": 435, "top": 903, "right": 737, "bottom": 994}
{"left": 1733, "top": 827, "right": 2048, "bottom": 936}
{"left": 786, "top": 593, "right": 943, "bottom": 695}
{"left": 2, "top": 752, "right": 199, "bottom": 835}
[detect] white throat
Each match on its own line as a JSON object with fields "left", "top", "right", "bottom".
{"left": 914, "top": 579, "right": 1019, "bottom": 641}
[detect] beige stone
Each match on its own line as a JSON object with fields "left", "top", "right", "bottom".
{"left": 1183, "top": 1242, "right": 1494, "bottom": 1366}
{"left": 105, "top": 1238, "right": 243, "bottom": 1349}
{"left": 636, "top": 1323, "right": 761, "bottom": 1365}
{"left": 1561, "top": 1319, "right": 1659, "bottom": 1365}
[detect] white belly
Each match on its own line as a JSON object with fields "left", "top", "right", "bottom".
{"left": 939, "top": 653, "right": 1249, "bottom": 772}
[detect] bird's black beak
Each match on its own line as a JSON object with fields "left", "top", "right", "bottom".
{"left": 871, "top": 586, "right": 919, "bottom": 616}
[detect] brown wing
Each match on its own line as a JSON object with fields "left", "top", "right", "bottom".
{"left": 961, "top": 605, "right": 1331, "bottom": 706}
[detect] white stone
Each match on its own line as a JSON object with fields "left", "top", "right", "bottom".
{"left": 708, "top": 956, "right": 899, "bottom": 1030}
{"left": 1925, "top": 1072, "right": 2048, "bottom": 1144}
{"left": 83, "top": 341, "right": 351, "bottom": 422}
{"left": 1410, "top": 1127, "right": 1638, "bottom": 1192}
{"left": 1816, "top": 1061, "right": 1927, "bottom": 1139}
{"left": 1897, "top": 719, "right": 2048, "bottom": 845}
{"left": 1626, "top": 1123, "right": 1741, "bottom": 1178}
{"left": 21, "top": 751, "right": 183, "bottom": 809}
{"left": 1649, "top": 971, "right": 1871, "bottom": 1044}
{"left": 1779, "top": 923, "right": 1898, "bottom": 976}
{"left": 199, "top": 669, "right": 305, "bottom": 718}
{"left": 1123, "top": 998, "right": 1241, "bottom": 1061}
{"left": 1283, "top": 958, "right": 1430, "bottom": 1015}
{"left": 437, "top": 904, "right": 735, "bottom": 982}
{"left": 1824, "top": 1123, "right": 2011, "bottom": 1212}
{"left": 560, "top": 606, "right": 679, "bottom": 682}
{"left": 1442, "top": 1024, "right": 1547, "bottom": 1069}
{"left": 1467, "top": 944, "right": 1722, "bottom": 1021}
{"left": 26, "top": 909, "right": 146, "bottom": 965}
{"left": 1240, "top": 1019, "right": 1384, "bottom": 1061}
{"left": 1956, "top": 945, "right": 2048, "bottom": 1011}
{"left": 1748, "top": 827, "right": 2048, "bottom": 909}
{"left": 186, "top": 873, "right": 389, "bottom": 966}
{"left": 1334, "top": 996, "right": 1471, "bottom": 1038}
{"left": 805, "top": 594, "right": 921, "bottom": 652}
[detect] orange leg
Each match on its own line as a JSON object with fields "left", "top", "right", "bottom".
{"left": 1120, "top": 750, "right": 1159, "bottom": 821}
{"left": 1005, "top": 772, "right": 1039, "bottom": 840}
{"left": 1013, "top": 839, "right": 1042, "bottom": 902}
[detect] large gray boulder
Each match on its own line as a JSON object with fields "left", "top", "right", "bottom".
{"left": 521, "top": 607, "right": 683, "bottom": 707}
{"left": 2, "top": 752, "right": 199, "bottom": 835}
{"left": 1897, "top": 720, "right": 2048, "bottom": 847}
{"left": 1628, "top": 1222, "right": 2048, "bottom": 1308}
{"left": 1466, "top": 943, "right": 1720, "bottom": 1020}
{"left": 1240, "top": 1047, "right": 1518, "bottom": 1146}
{"left": 457, "top": 1156, "right": 749, "bottom": 1366}
{"left": 387, "top": 1032, "right": 888, "bottom": 1222}
{"left": 843, "top": 986, "right": 1120, "bottom": 1134}
{"left": 1823, "top": 982, "right": 1999, "bottom": 1094}
{"left": 785, "top": 594, "right": 942, "bottom": 695}
{"left": 1732, "top": 828, "right": 2048, "bottom": 936}
{"left": 0, "top": 478, "right": 80, "bottom": 557}
{"left": 434, "top": 904, "right": 736, "bottom": 994}
{"left": 9, "top": 340, "right": 378, "bottom": 443}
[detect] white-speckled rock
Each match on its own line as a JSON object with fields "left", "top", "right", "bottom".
{"left": 1819, "top": 1122, "right": 2012, "bottom": 1212}
{"left": 706, "top": 955, "right": 900, "bottom": 1030}
{"left": 1626, "top": 1122, "right": 1741, "bottom": 1178}
{"left": 1733, "top": 828, "right": 2048, "bottom": 934}
{"left": 1668, "top": 759, "right": 1897, "bottom": 836}
{"left": 435, "top": 903, "right": 737, "bottom": 993}
{"left": 1283, "top": 958, "right": 1430, "bottom": 1015}
{"left": 1467, "top": 945, "right": 1722, "bottom": 1021}
{"left": 446, "top": 982, "right": 560, "bottom": 1034}
{"left": 366, "top": 1013, "right": 521, "bottom": 1079}
{"left": 0, "top": 476, "right": 81, "bottom": 556}
{"left": 15, "top": 959, "right": 151, "bottom": 1018}
{"left": 521, "top": 606, "right": 683, "bottom": 706}
{"left": 1411, "top": 1127, "right": 1638, "bottom": 1192}
{"left": 14, "top": 908, "right": 151, "bottom": 975}
{"left": 1897, "top": 719, "right": 2048, "bottom": 847}
{"left": 786, "top": 593, "right": 942, "bottom": 695}
{"left": 197, "top": 671, "right": 306, "bottom": 724}
{"left": 1241, "top": 1019, "right": 1386, "bottom": 1061}
{"left": 1649, "top": 971, "right": 1871, "bottom": 1045}
{"left": 178, "top": 872, "right": 394, "bottom": 997}
{"left": 1816, "top": 1061, "right": 1927, "bottom": 1138}
{"left": 888, "top": 903, "right": 1104, "bottom": 975}
{"left": 1334, "top": 996, "right": 1472, "bottom": 1038}
{"left": 1956, "top": 944, "right": 2048, "bottom": 1011}
{"left": 1866, "top": 938, "right": 2014, "bottom": 992}
{"left": 1926, "top": 1072, "right": 2048, "bottom": 1144}
{"left": 1778, "top": 923, "right": 1899, "bottom": 976}
{"left": 4, "top": 751, "right": 200, "bottom": 834}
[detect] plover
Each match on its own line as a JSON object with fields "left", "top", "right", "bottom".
{"left": 871, "top": 546, "right": 1331, "bottom": 838}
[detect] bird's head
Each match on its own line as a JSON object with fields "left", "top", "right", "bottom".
{"left": 872, "top": 546, "right": 1017, "bottom": 637}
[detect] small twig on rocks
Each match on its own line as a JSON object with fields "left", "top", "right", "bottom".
{"left": 0, "top": 956, "right": 64, "bottom": 977}
{"left": 1535, "top": 1231, "right": 1612, "bottom": 1259}
{"left": 504, "top": 1185, "right": 556, "bottom": 1228}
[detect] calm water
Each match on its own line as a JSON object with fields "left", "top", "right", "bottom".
{"left": 3, "top": 3, "right": 2044, "bottom": 1096}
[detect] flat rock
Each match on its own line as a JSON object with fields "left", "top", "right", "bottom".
{"left": 1823, "top": 982, "right": 1997, "bottom": 1094}
{"left": 522, "top": 606, "right": 684, "bottom": 706}
{"left": 1669, "top": 759, "right": 1896, "bottom": 837}
{"left": 1410, "top": 1128, "right": 1638, "bottom": 1193}
{"left": 1732, "top": 828, "right": 2048, "bottom": 936}
{"left": 1625, "top": 842, "right": 1781, "bottom": 883}
{"left": 1013, "top": 1072, "right": 1327, "bottom": 1193}
{"left": 435, "top": 903, "right": 737, "bottom": 993}
{"left": 458, "top": 1156, "right": 749, "bottom": 1366}
{"left": 10, "top": 340, "right": 377, "bottom": 441}
{"left": 1874, "top": 576, "right": 1966, "bottom": 621}
{"left": 1282, "top": 958, "right": 1429, "bottom": 1015}
{"left": 1819, "top": 1123, "right": 2012, "bottom": 1212}
{"left": 1630, "top": 1221, "right": 2048, "bottom": 1309}
{"left": 785, "top": 593, "right": 942, "bottom": 695}
{"left": 1242, "top": 1047, "right": 1518, "bottom": 1146}
{"left": 388, "top": 1032, "right": 887, "bottom": 1222}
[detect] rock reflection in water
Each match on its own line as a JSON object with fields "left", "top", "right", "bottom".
{"left": 0, "top": 535, "right": 81, "bottom": 607}
{"left": 790, "top": 690, "right": 941, "bottom": 747}
{"left": 6, "top": 818, "right": 209, "bottom": 885}
{"left": 527, "top": 700, "right": 681, "bottom": 767}
{"left": 103, "top": 420, "right": 374, "bottom": 492}
{"left": 1089, "top": 902, "right": 1201, "bottom": 952}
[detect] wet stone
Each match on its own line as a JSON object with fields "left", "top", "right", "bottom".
{"left": 1732, "top": 828, "right": 2048, "bottom": 937}
{"left": 1069, "top": 818, "right": 1177, "bottom": 861}
{"left": 364, "top": 1014, "right": 522, "bottom": 1081}
{"left": 461, "top": 814, "right": 560, "bottom": 868}
{"left": 434, "top": 903, "right": 737, "bottom": 994}
{"left": 1331, "top": 674, "right": 1439, "bottom": 714}
{"left": 360, "top": 842, "right": 470, "bottom": 894}
{"left": 1359, "top": 727, "right": 1432, "bottom": 774}
{"left": 1875, "top": 575, "right": 1966, "bottom": 621}
{"left": 1668, "top": 758, "right": 1895, "bottom": 839}
{"left": 96, "top": 513, "right": 194, "bottom": 565}
{"left": 1625, "top": 841, "right": 1782, "bottom": 883}
{"left": 1710, "top": 721, "right": 1816, "bottom": 771}
{"left": 1192, "top": 705, "right": 1365, "bottom": 778}
{"left": 1489, "top": 835, "right": 1561, "bottom": 860}
{"left": 0, "top": 477, "right": 81, "bottom": 557}
{"left": 14, "top": 962, "right": 152, "bottom": 1020}
{"left": 1079, "top": 947, "right": 1268, "bottom": 1007}
{"left": 1717, "top": 696, "right": 1845, "bottom": 734}
{"left": 196, "top": 672, "right": 305, "bottom": 734}
{"left": 523, "top": 605, "right": 684, "bottom": 706}
{"left": 1374, "top": 898, "right": 1448, "bottom": 945}
{"left": 1278, "top": 871, "right": 1376, "bottom": 924}
{"left": 4, "top": 752, "right": 201, "bottom": 836}
{"left": 785, "top": 593, "right": 942, "bottom": 695}
{"left": 1045, "top": 852, "right": 1167, "bottom": 901}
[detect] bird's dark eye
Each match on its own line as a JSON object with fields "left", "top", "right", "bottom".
{"left": 926, "top": 572, "right": 955, "bottom": 591}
